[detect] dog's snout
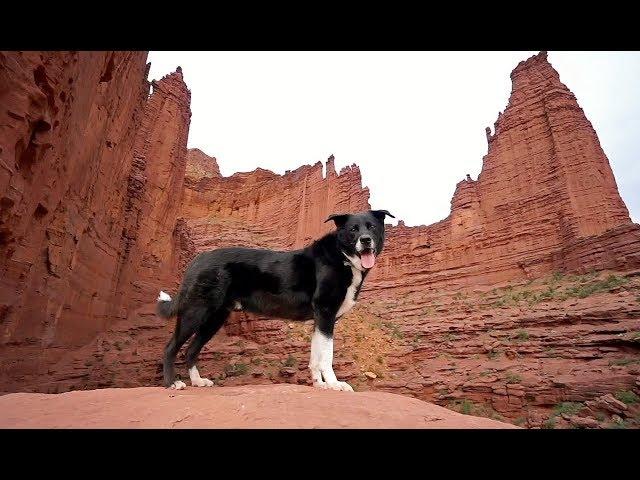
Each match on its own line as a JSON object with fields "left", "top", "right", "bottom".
{"left": 360, "top": 235, "right": 372, "bottom": 246}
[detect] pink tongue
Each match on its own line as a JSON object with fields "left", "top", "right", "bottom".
{"left": 360, "top": 252, "right": 376, "bottom": 269}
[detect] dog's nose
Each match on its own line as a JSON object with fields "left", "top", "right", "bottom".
{"left": 360, "top": 235, "right": 372, "bottom": 246}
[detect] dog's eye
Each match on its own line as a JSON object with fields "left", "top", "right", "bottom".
{"left": 366, "top": 222, "right": 375, "bottom": 230}
{"left": 350, "top": 225, "right": 359, "bottom": 232}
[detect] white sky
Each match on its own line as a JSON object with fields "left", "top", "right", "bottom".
{"left": 148, "top": 51, "right": 639, "bottom": 226}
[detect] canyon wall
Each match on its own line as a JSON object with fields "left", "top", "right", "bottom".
{"left": 0, "top": 51, "right": 638, "bottom": 428}
{"left": 181, "top": 153, "right": 370, "bottom": 251}
{"left": 367, "top": 51, "right": 640, "bottom": 295}
{"left": 0, "top": 52, "right": 191, "bottom": 388}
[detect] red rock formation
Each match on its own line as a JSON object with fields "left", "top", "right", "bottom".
{"left": 0, "top": 384, "right": 518, "bottom": 428}
{"left": 111, "top": 67, "right": 191, "bottom": 314}
{"left": 185, "top": 148, "right": 220, "bottom": 179}
{"left": 182, "top": 152, "right": 370, "bottom": 250}
{"left": 1, "top": 51, "right": 148, "bottom": 369}
{"left": 350, "top": 52, "right": 640, "bottom": 428}
{"left": 363, "top": 273, "right": 640, "bottom": 428}
{"left": 0, "top": 52, "right": 191, "bottom": 389}
{"left": 367, "top": 51, "right": 640, "bottom": 294}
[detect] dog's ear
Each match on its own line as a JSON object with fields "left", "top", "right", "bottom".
{"left": 325, "top": 213, "right": 350, "bottom": 228}
{"left": 370, "top": 210, "right": 395, "bottom": 221}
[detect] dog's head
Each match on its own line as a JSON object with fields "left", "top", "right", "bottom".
{"left": 325, "top": 209, "right": 395, "bottom": 270}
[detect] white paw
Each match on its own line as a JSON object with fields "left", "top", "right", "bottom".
{"left": 324, "top": 381, "right": 354, "bottom": 392}
{"left": 313, "top": 381, "right": 328, "bottom": 390}
{"left": 170, "top": 380, "right": 186, "bottom": 390}
{"left": 191, "top": 377, "right": 214, "bottom": 387}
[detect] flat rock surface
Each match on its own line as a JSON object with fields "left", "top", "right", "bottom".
{"left": 0, "top": 384, "right": 517, "bottom": 429}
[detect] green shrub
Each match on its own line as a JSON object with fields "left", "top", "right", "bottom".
{"left": 610, "top": 358, "right": 639, "bottom": 366}
{"left": 553, "top": 402, "right": 583, "bottom": 416}
{"left": 451, "top": 399, "right": 474, "bottom": 415}
{"left": 614, "top": 390, "right": 639, "bottom": 405}
{"left": 224, "top": 363, "right": 249, "bottom": 377}
{"left": 542, "top": 417, "right": 556, "bottom": 429}
{"left": 564, "top": 274, "right": 628, "bottom": 299}
{"left": 551, "top": 272, "right": 564, "bottom": 283}
{"left": 505, "top": 372, "right": 522, "bottom": 384}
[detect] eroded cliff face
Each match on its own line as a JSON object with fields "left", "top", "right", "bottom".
{"left": 0, "top": 51, "right": 638, "bottom": 429}
{"left": 181, "top": 153, "right": 370, "bottom": 251}
{"left": 367, "top": 51, "right": 640, "bottom": 295}
{"left": 0, "top": 52, "right": 191, "bottom": 389}
{"left": 358, "top": 52, "right": 640, "bottom": 428}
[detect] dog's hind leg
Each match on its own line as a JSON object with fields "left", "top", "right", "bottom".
{"left": 163, "top": 305, "right": 208, "bottom": 389}
{"left": 185, "top": 308, "right": 230, "bottom": 387}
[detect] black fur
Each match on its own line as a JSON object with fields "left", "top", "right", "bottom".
{"left": 156, "top": 299, "right": 178, "bottom": 318}
{"left": 158, "top": 209, "right": 394, "bottom": 387}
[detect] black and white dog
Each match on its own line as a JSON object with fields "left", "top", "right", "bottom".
{"left": 157, "top": 209, "right": 394, "bottom": 392}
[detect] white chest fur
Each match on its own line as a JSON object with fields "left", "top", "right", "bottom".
{"left": 336, "top": 266, "right": 363, "bottom": 318}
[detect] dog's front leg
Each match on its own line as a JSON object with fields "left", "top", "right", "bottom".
{"left": 309, "top": 326, "right": 353, "bottom": 392}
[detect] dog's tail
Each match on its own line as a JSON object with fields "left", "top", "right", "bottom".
{"left": 156, "top": 290, "right": 179, "bottom": 319}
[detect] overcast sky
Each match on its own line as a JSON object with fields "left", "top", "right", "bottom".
{"left": 148, "top": 51, "right": 639, "bottom": 226}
